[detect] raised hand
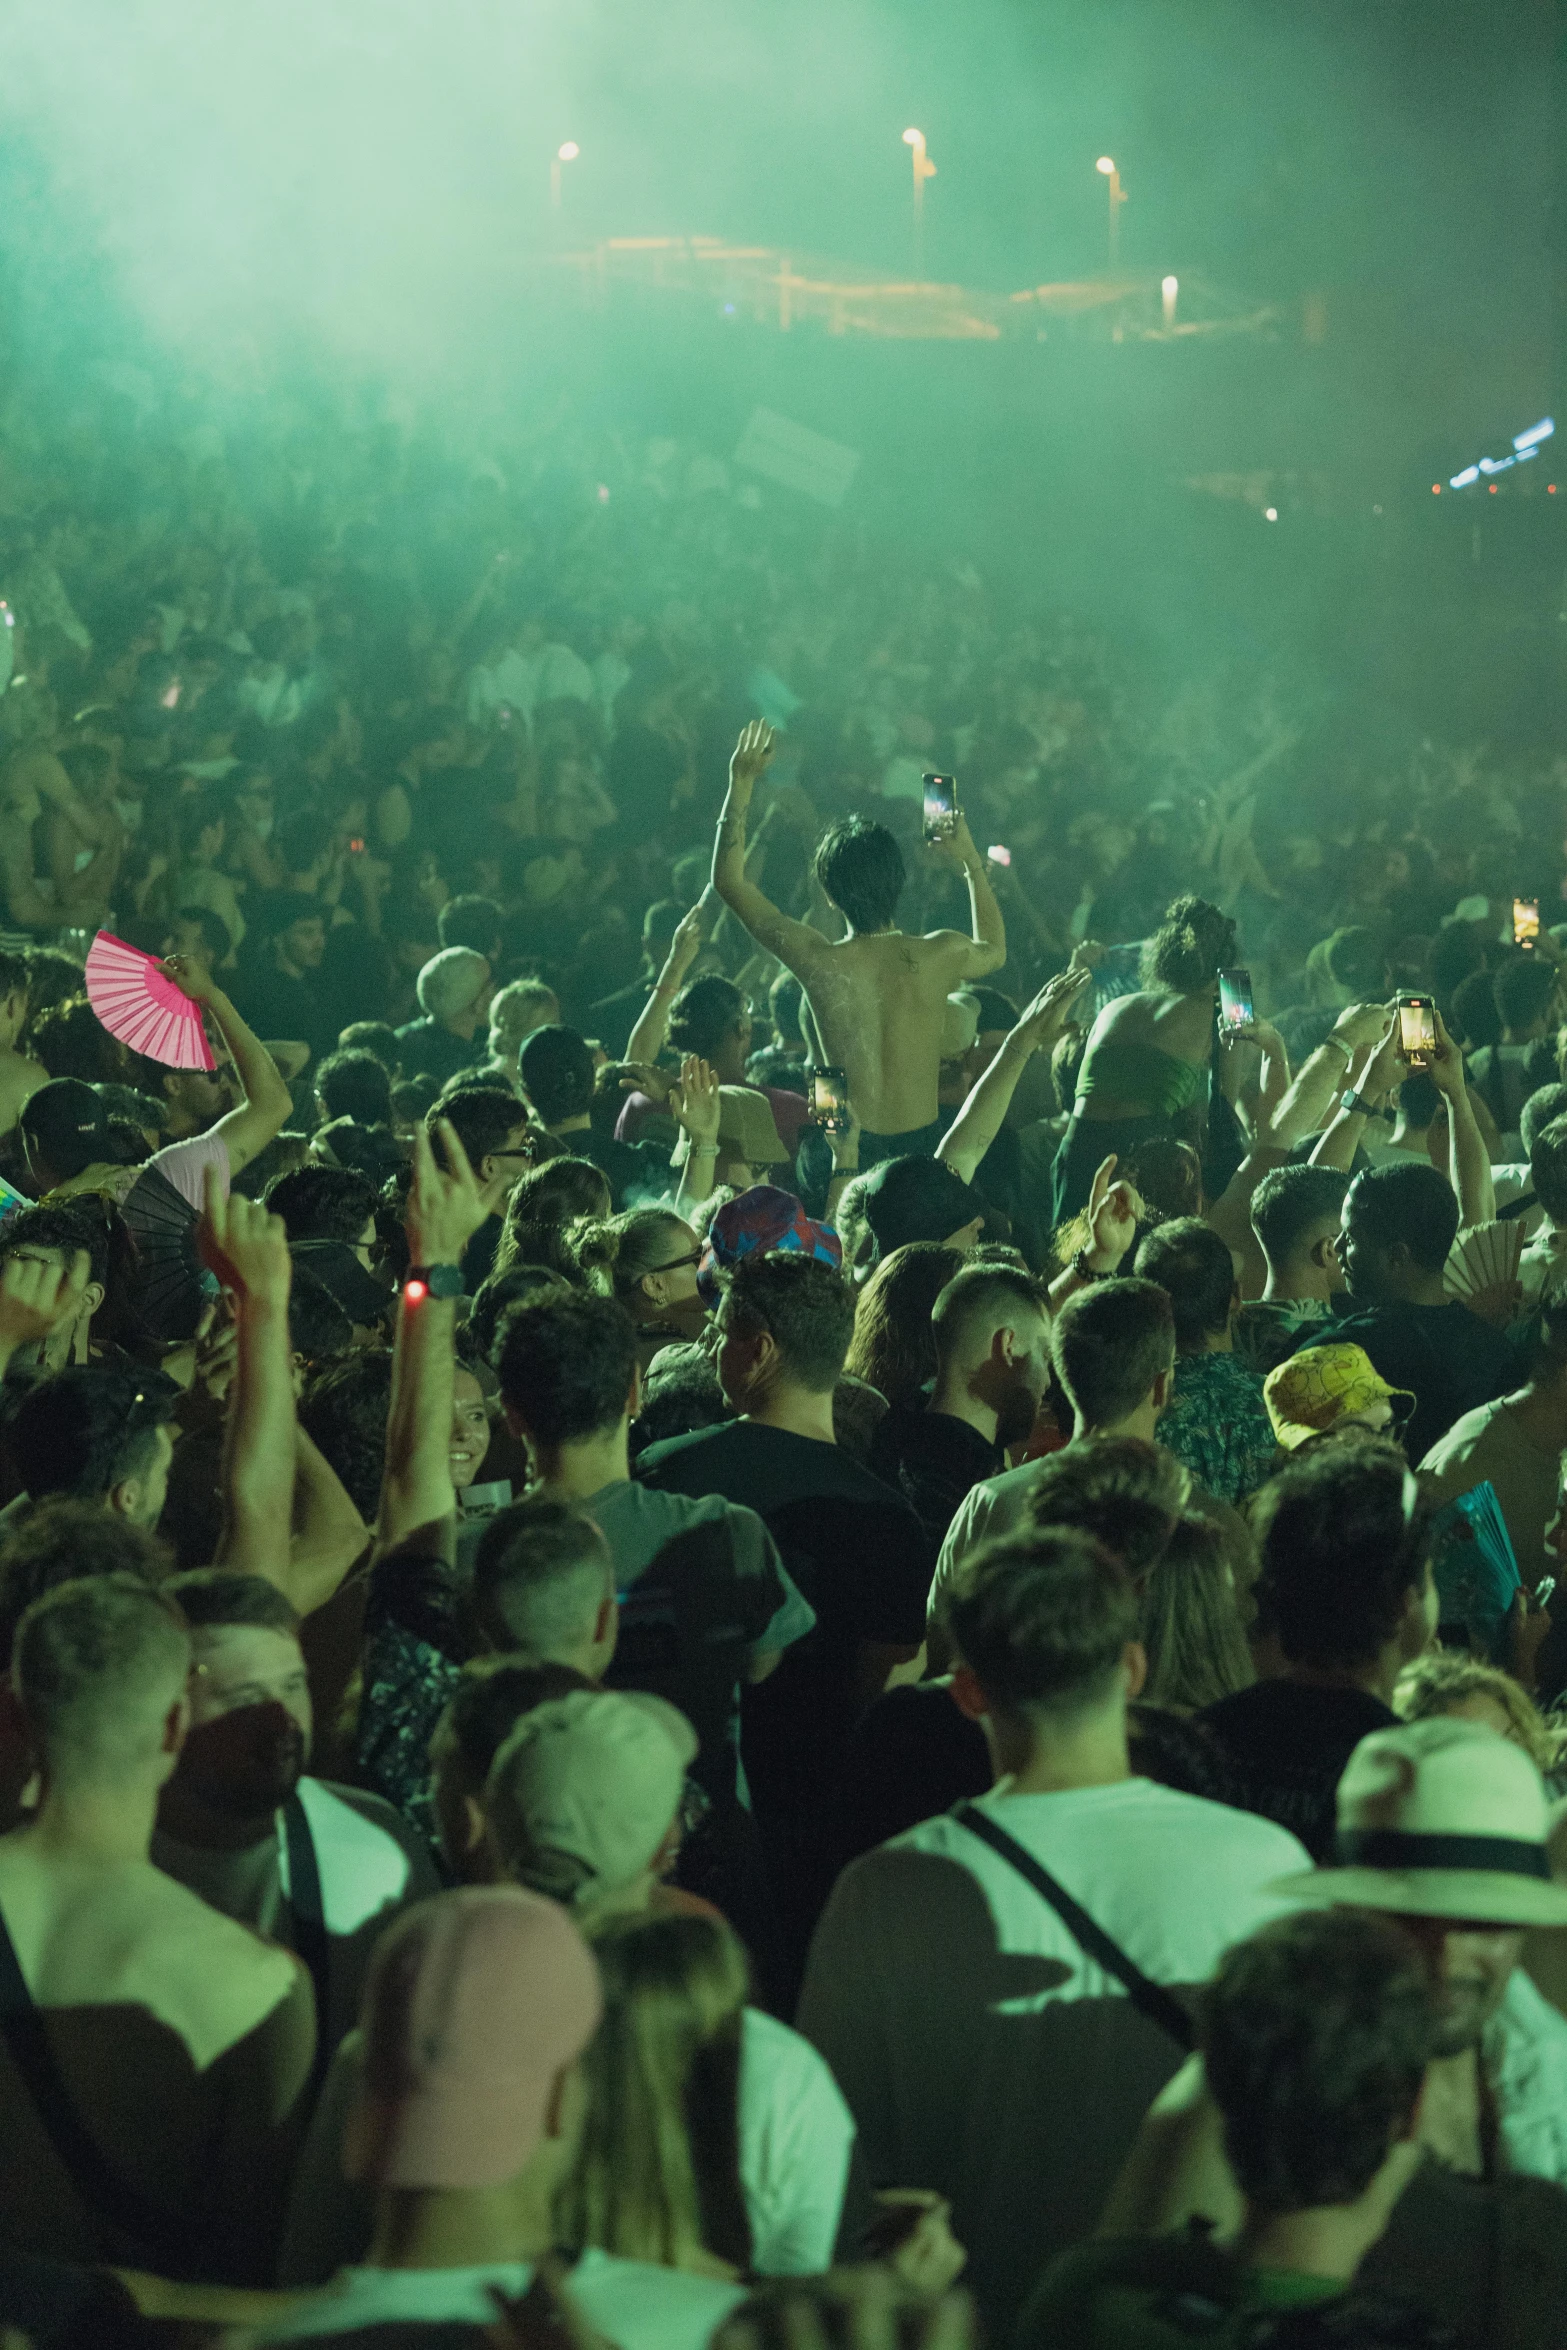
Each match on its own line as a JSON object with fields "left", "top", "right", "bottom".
{"left": 728, "top": 719, "right": 776, "bottom": 804}
{"left": 160, "top": 952, "right": 218, "bottom": 1007}
{"left": 406, "top": 1118, "right": 507, "bottom": 1271}
{"left": 1083, "top": 1154, "right": 1145, "bottom": 1274}
{"left": 1423, "top": 1005, "right": 1466, "bottom": 1100}
{"left": 199, "top": 1170, "right": 292, "bottom": 1308}
{"left": 664, "top": 902, "right": 706, "bottom": 980}
{"left": 0, "top": 1248, "right": 90, "bottom": 1355}
{"left": 1015, "top": 966, "right": 1092, "bottom": 1053}
{"left": 670, "top": 1054, "right": 721, "bottom": 1146}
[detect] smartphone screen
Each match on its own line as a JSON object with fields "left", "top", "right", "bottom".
{"left": 1217, "top": 967, "right": 1256, "bottom": 1034}
{"left": 987, "top": 844, "right": 1012, "bottom": 868}
{"left": 922, "top": 773, "right": 958, "bottom": 843}
{"left": 809, "top": 1065, "right": 850, "bottom": 1134}
{"left": 1514, "top": 897, "right": 1540, "bottom": 948}
{"left": 1399, "top": 994, "right": 1437, "bottom": 1061}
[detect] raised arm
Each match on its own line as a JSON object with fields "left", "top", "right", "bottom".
{"left": 1427, "top": 1006, "right": 1495, "bottom": 1229}
{"left": 200, "top": 1175, "right": 297, "bottom": 1595}
{"left": 624, "top": 903, "right": 705, "bottom": 1068}
{"left": 938, "top": 967, "right": 1091, "bottom": 1184}
{"left": 712, "top": 721, "right": 831, "bottom": 979}
{"left": 162, "top": 953, "right": 294, "bottom": 1177}
{"left": 377, "top": 1118, "right": 500, "bottom": 1558}
{"left": 932, "top": 814, "right": 1006, "bottom": 980}
{"left": 1267, "top": 1003, "right": 1386, "bottom": 1148}
{"left": 1308, "top": 1015, "right": 1405, "bottom": 1175}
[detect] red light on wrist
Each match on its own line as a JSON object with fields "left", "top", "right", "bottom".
{"left": 404, "top": 1279, "right": 428, "bottom": 1305}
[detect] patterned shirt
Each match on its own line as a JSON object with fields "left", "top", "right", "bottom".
{"left": 1157, "top": 1351, "right": 1279, "bottom": 1503}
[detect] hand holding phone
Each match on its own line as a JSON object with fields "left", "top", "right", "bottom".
{"left": 1397, "top": 994, "right": 1437, "bottom": 1065}
{"left": 809, "top": 1065, "right": 852, "bottom": 1135}
{"left": 1514, "top": 897, "right": 1540, "bottom": 949}
{"left": 1218, "top": 968, "right": 1256, "bottom": 1035}
{"left": 922, "top": 773, "right": 958, "bottom": 845}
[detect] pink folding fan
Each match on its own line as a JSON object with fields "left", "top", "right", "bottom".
{"left": 84, "top": 931, "right": 215, "bottom": 1071}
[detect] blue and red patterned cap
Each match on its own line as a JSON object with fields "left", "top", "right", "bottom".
{"left": 698, "top": 1183, "right": 842, "bottom": 1305}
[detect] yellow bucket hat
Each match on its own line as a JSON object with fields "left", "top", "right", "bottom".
{"left": 1264, "top": 1342, "right": 1415, "bottom": 1450}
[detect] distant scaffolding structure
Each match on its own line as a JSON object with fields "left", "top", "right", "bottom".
{"left": 557, "top": 236, "right": 1275, "bottom": 345}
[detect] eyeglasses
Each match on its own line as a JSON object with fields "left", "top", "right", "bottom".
{"left": 651, "top": 1249, "right": 703, "bottom": 1276}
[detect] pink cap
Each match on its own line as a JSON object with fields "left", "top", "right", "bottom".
{"left": 346, "top": 1886, "right": 602, "bottom": 2190}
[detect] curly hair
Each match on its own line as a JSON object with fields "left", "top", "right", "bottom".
{"left": 1141, "top": 895, "right": 1237, "bottom": 995}
{"left": 494, "top": 1157, "right": 614, "bottom": 1282}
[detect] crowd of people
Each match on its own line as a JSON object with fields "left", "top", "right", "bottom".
{"left": 4, "top": 358, "right": 1567, "bottom": 2347}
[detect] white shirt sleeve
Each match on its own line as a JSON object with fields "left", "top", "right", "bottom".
{"left": 739, "top": 2008, "right": 856, "bottom": 2274}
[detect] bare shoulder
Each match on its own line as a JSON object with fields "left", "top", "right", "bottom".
{"left": 132, "top": 1870, "right": 305, "bottom": 2035}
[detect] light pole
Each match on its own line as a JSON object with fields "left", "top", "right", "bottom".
{"left": 1096, "top": 155, "right": 1127, "bottom": 269}
{"left": 550, "top": 140, "right": 579, "bottom": 215}
{"left": 903, "top": 127, "right": 936, "bottom": 279}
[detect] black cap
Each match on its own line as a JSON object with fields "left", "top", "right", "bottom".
{"left": 288, "top": 1238, "right": 391, "bottom": 1329}
{"left": 859, "top": 1155, "right": 983, "bottom": 1259}
{"left": 19, "top": 1080, "right": 112, "bottom": 1180}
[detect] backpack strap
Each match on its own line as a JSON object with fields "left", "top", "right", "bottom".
{"left": 952, "top": 1799, "right": 1194, "bottom": 2051}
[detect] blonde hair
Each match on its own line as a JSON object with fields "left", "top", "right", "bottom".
{"left": 1394, "top": 1650, "right": 1561, "bottom": 1775}
{"left": 1139, "top": 1514, "right": 1255, "bottom": 1714}
{"left": 569, "top": 1208, "right": 697, "bottom": 1315}
{"left": 489, "top": 978, "right": 560, "bottom": 1053}
{"left": 561, "top": 1910, "right": 752, "bottom": 2273}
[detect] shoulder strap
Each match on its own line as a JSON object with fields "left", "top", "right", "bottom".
{"left": 283, "top": 1792, "right": 331, "bottom": 2097}
{"left": 0, "top": 1897, "right": 187, "bottom": 2264}
{"left": 952, "top": 1799, "right": 1194, "bottom": 2051}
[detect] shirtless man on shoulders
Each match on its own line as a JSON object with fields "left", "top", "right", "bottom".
{"left": 0, "top": 1575, "right": 316, "bottom": 2285}
{"left": 713, "top": 721, "right": 1006, "bottom": 1166}
{"left": 0, "top": 948, "right": 44, "bottom": 1141}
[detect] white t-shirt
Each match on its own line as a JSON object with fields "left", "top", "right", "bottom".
{"left": 258, "top": 2249, "right": 746, "bottom": 2346}
{"left": 797, "top": 1779, "right": 1307, "bottom": 2336}
{"left": 929, "top": 1456, "right": 1052, "bottom": 1626}
{"left": 739, "top": 2007, "right": 854, "bottom": 2274}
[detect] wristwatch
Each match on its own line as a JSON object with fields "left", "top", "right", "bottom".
{"left": 1339, "top": 1089, "right": 1395, "bottom": 1124}
{"left": 406, "top": 1263, "right": 466, "bottom": 1300}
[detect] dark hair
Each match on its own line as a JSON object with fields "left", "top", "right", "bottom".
{"left": 338, "top": 1020, "right": 401, "bottom": 1076}
{"left": 965, "top": 986, "right": 1018, "bottom": 1038}
{"left": 1134, "top": 1218, "right": 1236, "bottom": 1352}
{"left": 520, "top": 1025, "right": 596, "bottom": 1125}
{"left": 6, "top": 1368, "right": 177, "bottom": 1504}
{"left": 1142, "top": 896, "right": 1236, "bottom": 994}
{"left": 0, "top": 1199, "right": 113, "bottom": 1291}
{"left": 1450, "top": 969, "right": 1502, "bottom": 1052}
{"left": 263, "top": 1164, "right": 376, "bottom": 1246}
{"left": 288, "top": 1264, "right": 354, "bottom": 1364}
{"left": 468, "top": 1262, "right": 569, "bottom": 1366}
{"left": 439, "top": 894, "right": 503, "bottom": 956}
{"left": 315, "top": 1049, "right": 394, "bottom": 1130}
{"left": 1496, "top": 955, "right": 1558, "bottom": 1036}
{"left": 1521, "top": 1082, "right": 1567, "bottom": 1156}
{"left": 0, "top": 946, "right": 30, "bottom": 1001}
{"left": 669, "top": 976, "right": 746, "bottom": 1062}
{"left": 722, "top": 1254, "right": 854, "bottom": 1394}
{"left": 1324, "top": 928, "right": 1387, "bottom": 1000}
{"left": 1343, "top": 1162, "right": 1459, "bottom": 1276}
{"left": 28, "top": 996, "right": 126, "bottom": 1087}
{"left": 633, "top": 1354, "right": 731, "bottom": 1453}
{"left": 1203, "top": 1910, "right": 1434, "bottom": 2214}
{"left": 1051, "top": 1278, "right": 1175, "bottom": 1430}
{"left": 1024, "top": 1436, "right": 1189, "bottom": 1578}
{"left": 1249, "top": 1167, "right": 1347, "bottom": 1273}
{"left": 170, "top": 904, "right": 233, "bottom": 965}
{"left": 498, "top": 1292, "right": 639, "bottom": 1445}
{"left": 496, "top": 1158, "right": 613, "bottom": 1280}
{"left": 1530, "top": 1113, "right": 1567, "bottom": 1225}
{"left": 298, "top": 1350, "right": 394, "bottom": 1519}
{"left": 1254, "top": 1441, "right": 1432, "bottom": 1670}
{"left": 931, "top": 1263, "right": 1047, "bottom": 1367}
{"left": 473, "top": 1499, "right": 613, "bottom": 1654}
{"left": 844, "top": 1242, "right": 965, "bottom": 1407}
{"left": 813, "top": 818, "right": 905, "bottom": 934}
{"left": 174, "top": 792, "right": 225, "bottom": 859}
{"left": 163, "top": 1568, "right": 301, "bottom": 1637}
{"left": 429, "top": 1084, "right": 526, "bottom": 1172}
{"left": 275, "top": 809, "right": 333, "bottom": 877}
{"left": 768, "top": 971, "right": 804, "bottom": 1043}
{"left": 0, "top": 1500, "right": 170, "bottom": 1654}
{"left": 942, "top": 1526, "right": 1139, "bottom": 1717}
{"left": 1396, "top": 1071, "right": 1440, "bottom": 1129}
{"left": 435, "top": 1656, "right": 597, "bottom": 1791}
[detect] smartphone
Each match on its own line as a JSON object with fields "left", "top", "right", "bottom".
{"left": 1514, "top": 897, "right": 1540, "bottom": 949}
{"left": 1217, "top": 967, "right": 1256, "bottom": 1034}
{"left": 809, "top": 1065, "right": 851, "bottom": 1135}
{"left": 987, "top": 844, "right": 1012, "bottom": 868}
{"left": 1398, "top": 993, "right": 1437, "bottom": 1063}
{"left": 922, "top": 772, "right": 958, "bottom": 844}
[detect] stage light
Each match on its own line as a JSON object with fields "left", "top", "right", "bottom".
{"left": 1096, "top": 156, "right": 1116, "bottom": 175}
{"left": 1514, "top": 418, "right": 1554, "bottom": 450}
{"left": 904, "top": 128, "right": 923, "bottom": 146}
{"left": 1264, "top": 507, "right": 1278, "bottom": 521}
{"left": 558, "top": 141, "right": 579, "bottom": 162}
{"left": 1450, "top": 465, "right": 1480, "bottom": 488}
{"left": 1431, "top": 484, "right": 1441, "bottom": 494}
{"left": 1161, "top": 275, "right": 1178, "bottom": 297}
